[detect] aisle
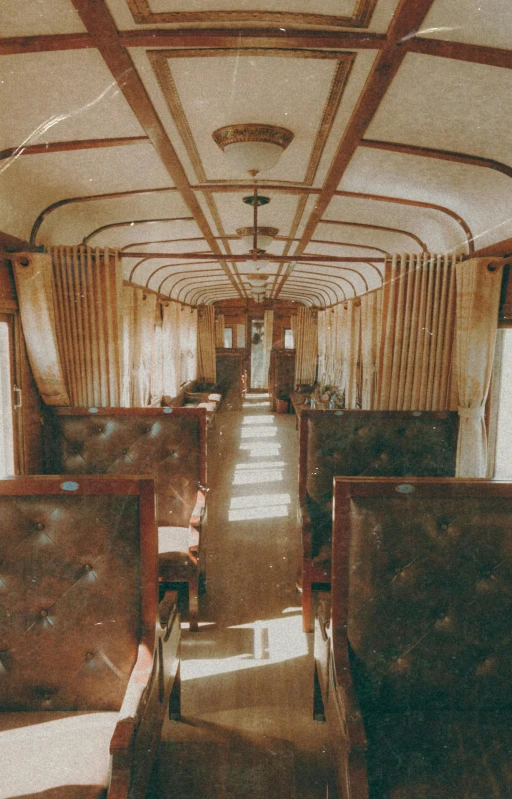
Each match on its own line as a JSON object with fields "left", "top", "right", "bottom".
{"left": 149, "top": 393, "right": 329, "bottom": 799}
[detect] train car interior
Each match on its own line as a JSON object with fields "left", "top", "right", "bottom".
{"left": 1, "top": 1, "right": 512, "bottom": 797}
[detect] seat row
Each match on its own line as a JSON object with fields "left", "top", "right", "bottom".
{"left": 0, "top": 474, "right": 181, "bottom": 799}
{"left": 299, "top": 409, "right": 512, "bottom": 797}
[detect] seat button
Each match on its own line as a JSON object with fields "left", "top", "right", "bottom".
{"left": 122, "top": 448, "right": 128, "bottom": 455}
{"left": 84, "top": 564, "right": 92, "bottom": 572}
{"left": 40, "top": 609, "right": 48, "bottom": 617}
{"left": 85, "top": 651, "right": 94, "bottom": 661}
{"left": 36, "top": 522, "right": 45, "bottom": 531}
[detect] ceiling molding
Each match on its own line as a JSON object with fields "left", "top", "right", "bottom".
{"left": 0, "top": 32, "right": 93, "bottom": 56}
{"left": 0, "top": 136, "right": 149, "bottom": 161}
{"left": 319, "top": 218, "right": 428, "bottom": 252}
{"left": 292, "top": 0, "right": 438, "bottom": 263}
{"left": 119, "top": 28, "right": 386, "bottom": 50}
{"left": 125, "top": 0, "right": 378, "bottom": 29}
{"left": 30, "top": 185, "right": 473, "bottom": 252}
{"left": 160, "top": 270, "right": 226, "bottom": 297}
{"left": 405, "top": 37, "right": 512, "bottom": 71}
{"left": 360, "top": 139, "right": 512, "bottom": 180}
{"left": 70, "top": 0, "right": 241, "bottom": 295}
{"left": 82, "top": 217, "right": 195, "bottom": 245}
{"left": 0, "top": 230, "right": 32, "bottom": 253}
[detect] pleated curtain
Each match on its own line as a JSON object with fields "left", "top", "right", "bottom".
{"left": 294, "top": 306, "right": 318, "bottom": 384}
{"left": 377, "top": 253, "right": 457, "bottom": 411}
{"left": 215, "top": 313, "right": 225, "bottom": 348}
{"left": 181, "top": 306, "right": 198, "bottom": 385}
{"left": 360, "top": 289, "right": 383, "bottom": 409}
{"left": 51, "top": 246, "right": 123, "bottom": 407}
{"left": 455, "top": 258, "right": 503, "bottom": 477}
{"left": 121, "top": 286, "right": 157, "bottom": 407}
{"left": 263, "top": 309, "right": 274, "bottom": 390}
{"left": 197, "top": 305, "right": 216, "bottom": 382}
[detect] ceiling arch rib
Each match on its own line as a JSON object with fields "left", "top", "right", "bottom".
{"left": 158, "top": 268, "right": 226, "bottom": 295}
{"left": 284, "top": 276, "right": 344, "bottom": 305}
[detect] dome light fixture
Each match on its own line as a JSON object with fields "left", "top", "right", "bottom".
{"left": 212, "top": 123, "right": 294, "bottom": 177}
{"left": 237, "top": 226, "right": 279, "bottom": 253}
{"left": 246, "top": 272, "right": 268, "bottom": 289}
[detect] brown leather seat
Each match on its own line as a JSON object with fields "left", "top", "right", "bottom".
{"left": 0, "top": 475, "right": 181, "bottom": 799}
{"left": 299, "top": 410, "right": 458, "bottom": 631}
{"left": 323, "top": 476, "right": 512, "bottom": 799}
{"left": 43, "top": 407, "right": 208, "bottom": 631}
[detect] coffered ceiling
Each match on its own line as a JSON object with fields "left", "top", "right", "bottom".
{"left": 1, "top": 0, "right": 511, "bottom": 307}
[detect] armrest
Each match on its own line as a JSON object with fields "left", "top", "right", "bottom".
{"left": 190, "top": 488, "right": 207, "bottom": 527}
{"left": 159, "top": 589, "right": 179, "bottom": 638}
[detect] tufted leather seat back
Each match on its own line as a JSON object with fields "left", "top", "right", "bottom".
{"left": 345, "top": 488, "right": 512, "bottom": 712}
{"left": 44, "top": 409, "right": 205, "bottom": 528}
{"left": 306, "top": 411, "right": 458, "bottom": 509}
{"left": 0, "top": 492, "right": 141, "bottom": 712}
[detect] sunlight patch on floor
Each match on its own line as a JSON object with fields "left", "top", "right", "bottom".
{"left": 242, "top": 415, "right": 275, "bottom": 425}
{"left": 239, "top": 442, "right": 281, "bottom": 457}
{"left": 228, "top": 492, "right": 291, "bottom": 521}
{"left": 182, "top": 613, "right": 307, "bottom": 681}
{"left": 232, "top": 469, "right": 283, "bottom": 486}
{"left": 242, "top": 401, "right": 270, "bottom": 407}
{"left": 240, "top": 426, "right": 277, "bottom": 439}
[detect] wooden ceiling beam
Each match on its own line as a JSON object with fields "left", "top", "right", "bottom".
{"left": 361, "top": 139, "right": 512, "bottom": 180}
{"left": 118, "top": 28, "right": 386, "bottom": 50}
{"left": 0, "top": 136, "right": 149, "bottom": 161}
{"left": 70, "top": 0, "right": 241, "bottom": 295}
{"left": 406, "top": 37, "right": 512, "bottom": 70}
{"left": 0, "top": 32, "right": 93, "bottom": 55}
{"left": 294, "top": 0, "right": 438, "bottom": 256}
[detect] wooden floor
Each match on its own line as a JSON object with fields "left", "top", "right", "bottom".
{"left": 148, "top": 393, "right": 329, "bottom": 799}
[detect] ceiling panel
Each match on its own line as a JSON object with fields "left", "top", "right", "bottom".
{"left": 0, "top": 0, "right": 86, "bottom": 36}
{"left": 417, "top": 0, "right": 512, "bottom": 49}
{"left": 366, "top": 53, "right": 512, "bottom": 166}
{"left": 0, "top": 51, "right": 145, "bottom": 149}
{"left": 340, "top": 148, "right": 512, "bottom": 252}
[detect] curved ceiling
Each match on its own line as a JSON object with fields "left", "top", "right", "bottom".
{"left": 1, "top": 0, "right": 511, "bottom": 307}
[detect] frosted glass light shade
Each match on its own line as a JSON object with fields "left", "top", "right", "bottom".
{"left": 237, "top": 227, "right": 278, "bottom": 252}
{"left": 212, "top": 124, "right": 293, "bottom": 177}
{"left": 247, "top": 273, "right": 268, "bottom": 289}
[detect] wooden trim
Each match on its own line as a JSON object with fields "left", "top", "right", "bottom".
{"left": 468, "top": 238, "right": 512, "bottom": 260}
{"left": 3, "top": 29, "right": 511, "bottom": 72}
{"left": 0, "top": 32, "right": 93, "bottom": 55}
{"left": 0, "top": 473, "right": 153, "bottom": 495}
{"left": 406, "top": 37, "right": 512, "bottom": 71}
{"left": 160, "top": 271, "right": 228, "bottom": 296}
{"left": 83, "top": 217, "right": 194, "bottom": 245}
{"left": 69, "top": 0, "right": 241, "bottom": 295}
{"left": 119, "top": 28, "right": 386, "bottom": 50}
{"left": 0, "top": 137, "right": 149, "bottom": 161}
{"left": 294, "top": 0, "right": 438, "bottom": 261}
{"left": 283, "top": 280, "right": 339, "bottom": 306}
{"left": 126, "top": 0, "right": 378, "bottom": 29}
{"left": 361, "top": 139, "right": 512, "bottom": 180}
{"left": 122, "top": 279, "right": 190, "bottom": 307}
{"left": 319, "top": 218, "right": 428, "bottom": 252}
{"left": 30, "top": 186, "right": 473, "bottom": 253}
{"left": 0, "top": 230, "right": 32, "bottom": 253}
{"left": 120, "top": 252, "right": 387, "bottom": 263}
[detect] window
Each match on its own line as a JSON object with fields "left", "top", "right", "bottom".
{"left": 284, "top": 328, "right": 294, "bottom": 349}
{"left": 489, "top": 328, "right": 512, "bottom": 478}
{"left": 224, "top": 328, "right": 233, "bottom": 348}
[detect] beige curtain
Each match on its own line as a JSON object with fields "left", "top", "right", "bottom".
{"left": 377, "top": 253, "right": 457, "bottom": 411}
{"left": 341, "top": 300, "right": 361, "bottom": 409}
{"left": 122, "top": 287, "right": 156, "bottom": 407}
{"left": 455, "top": 258, "right": 503, "bottom": 477}
{"left": 316, "top": 309, "right": 328, "bottom": 385}
{"left": 161, "top": 301, "right": 182, "bottom": 397}
{"left": 215, "top": 313, "right": 225, "bottom": 348}
{"left": 295, "top": 306, "right": 317, "bottom": 384}
{"left": 181, "top": 306, "right": 198, "bottom": 385}
{"left": 11, "top": 252, "right": 70, "bottom": 405}
{"left": 197, "top": 305, "right": 216, "bottom": 382}
{"left": 360, "top": 289, "right": 383, "bottom": 409}
{"left": 15, "top": 246, "right": 125, "bottom": 407}
{"left": 263, "top": 309, "right": 274, "bottom": 390}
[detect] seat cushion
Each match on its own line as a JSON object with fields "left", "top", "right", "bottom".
{"left": 208, "top": 393, "right": 222, "bottom": 402}
{"left": 0, "top": 711, "right": 118, "bottom": 799}
{"left": 363, "top": 710, "right": 512, "bottom": 799}
{"left": 197, "top": 401, "right": 217, "bottom": 412}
